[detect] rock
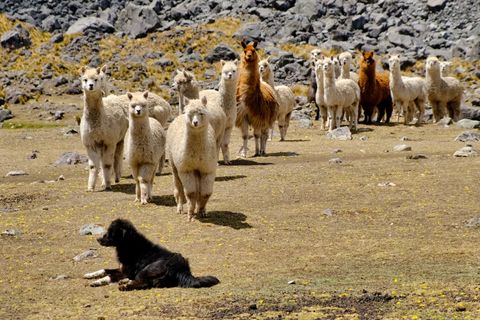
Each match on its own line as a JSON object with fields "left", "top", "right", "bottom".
{"left": 1, "top": 25, "right": 31, "bottom": 50}
{"left": 393, "top": 144, "right": 412, "bottom": 152}
{"left": 297, "top": 118, "right": 313, "bottom": 128}
{"left": 54, "top": 152, "right": 88, "bottom": 166}
{"left": 465, "top": 217, "right": 480, "bottom": 228}
{"left": 73, "top": 249, "right": 98, "bottom": 262}
{"left": 455, "top": 131, "right": 480, "bottom": 142}
{"left": 205, "top": 44, "right": 239, "bottom": 64}
{"left": 49, "top": 274, "right": 70, "bottom": 280}
{"left": 1, "top": 229, "right": 21, "bottom": 236}
{"left": 57, "top": 175, "right": 65, "bottom": 181}
{"left": 79, "top": 224, "right": 105, "bottom": 236}
{"left": 427, "top": 0, "right": 447, "bottom": 11}
{"left": 42, "top": 15, "right": 61, "bottom": 33}
{"left": 50, "top": 33, "right": 64, "bottom": 44}
{"left": 326, "top": 127, "right": 352, "bottom": 140}
{"left": 155, "top": 57, "right": 173, "bottom": 67}
{"left": 329, "top": 158, "right": 342, "bottom": 164}
{"left": 323, "top": 208, "right": 334, "bottom": 217}
{"left": 5, "top": 170, "right": 28, "bottom": 177}
{"left": 117, "top": 4, "right": 160, "bottom": 39}
{"left": 400, "top": 136, "right": 411, "bottom": 141}
{"left": 453, "top": 145, "right": 478, "bottom": 157}
{"left": 406, "top": 154, "right": 428, "bottom": 160}
{"left": 351, "top": 15, "right": 367, "bottom": 30}
{"left": 287, "top": 280, "right": 296, "bottom": 285}
{"left": 0, "top": 108, "right": 13, "bottom": 122}
{"left": 66, "top": 17, "right": 115, "bottom": 35}
{"left": 387, "top": 27, "right": 414, "bottom": 48}
{"left": 332, "top": 148, "right": 342, "bottom": 153}
{"left": 64, "top": 128, "right": 78, "bottom": 135}
{"left": 54, "top": 76, "right": 69, "bottom": 87}
{"left": 53, "top": 110, "right": 65, "bottom": 120}
{"left": 233, "top": 23, "right": 264, "bottom": 42}
{"left": 27, "top": 150, "right": 38, "bottom": 160}
{"left": 359, "top": 136, "right": 368, "bottom": 141}
{"left": 456, "top": 119, "right": 480, "bottom": 129}
{"left": 436, "top": 117, "right": 453, "bottom": 127}
{"left": 378, "top": 182, "right": 396, "bottom": 187}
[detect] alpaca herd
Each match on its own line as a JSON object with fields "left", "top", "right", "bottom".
{"left": 79, "top": 40, "right": 465, "bottom": 220}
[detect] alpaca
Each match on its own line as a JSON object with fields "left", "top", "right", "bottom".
{"left": 338, "top": 51, "right": 359, "bottom": 82}
{"left": 199, "top": 60, "right": 239, "bottom": 164}
{"left": 308, "top": 49, "right": 323, "bottom": 120}
{"left": 125, "top": 91, "right": 166, "bottom": 204}
{"left": 259, "top": 57, "right": 296, "bottom": 141}
{"left": 79, "top": 66, "right": 128, "bottom": 191}
{"left": 388, "top": 55, "right": 426, "bottom": 125}
{"left": 236, "top": 40, "right": 279, "bottom": 157}
{"left": 166, "top": 96, "right": 217, "bottom": 221}
{"left": 323, "top": 57, "right": 360, "bottom": 131}
{"left": 333, "top": 57, "right": 341, "bottom": 78}
{"left": 440, "top": 61, "right": 452, "bottom": 77}
{"left": 358, "top": 51, "right": 393, "bottom": 124}
{"left": 425, "top": 56, "right": 463, "bottom": 122}
{"left": 313, "top": 58, "right": 328, "bottom": 130}
{"left": 172, "top": 69, "right": 199, "bottom": 114}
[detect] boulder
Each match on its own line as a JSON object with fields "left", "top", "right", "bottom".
{"left": 205, "top": 44, "right": 239, "bottom": 64}
{"left": 116, "top": 4, "right": 160, "bottom": 39}
{"left": 66, "top": 17, "right": 115, "bottom": 35}
{"left": 1, "top": 25, "right": 31, "bottom": 50}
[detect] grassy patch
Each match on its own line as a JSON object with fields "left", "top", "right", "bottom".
{"left": 1, "top": 121, "right": 65, "bottom": 129}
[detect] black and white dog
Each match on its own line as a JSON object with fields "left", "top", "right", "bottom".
{"left": 84, "top": 219, "right": 220, "bottom": 290}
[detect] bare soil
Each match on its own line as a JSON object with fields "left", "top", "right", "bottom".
{"left": 1, "top": 106, "right": 480, "bottom": 319}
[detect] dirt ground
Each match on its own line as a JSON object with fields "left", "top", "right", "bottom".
{"left": 1, "top": 104, "right": 480, "bottom": 319}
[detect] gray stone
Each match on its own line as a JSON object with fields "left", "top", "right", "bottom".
{"left": 427, "top": 0, "right": 447, "bottom": 11}
{"left": 465, "top": 217, "right": 480, "bottom": 228}
{"left": 0, "top": 108, "right": 13, "bottom": 122}
{"left": 393, "top": 144, "right": 412, "bottom": 152}
{"left": 297, "top": 118, "right": 313, "bottom": 128}
{"left": 53, "top": 110, "right": 65, "bottom": 120}
{"left": 329, "top": 158, "right": 342, "bottom": 164}
{"left": 233, "top": 23, "right": 264, "bottom": 42}
{"left": 73, "top": 249, "right": 98, "bottom": 262}
{"left": 54, "top": 152, "right": 88, "bottom": 166}
{"left": 66, "top": 17, "right": 115, "bottom": 35}
{"left": 378, "top": 182, "right": 396, "bottom": 187}
{"left": 54, "top": 76, "right": 69, "bottom": 87}
{"left": 323, "top": 208, "right": 334, "bottom": 217}
{"left": 455, "top": 131, "right": 480, "bottom": 142}
{"left": 359, "top": 136, "right": 368, "bottom": 141}
{"left": 5, "top": 170, "right": 28, "bottom": 177}
{"left": 79, "top": 224, "right": 105, "bottom": 236}
{"left": 1, "top": 25, "right": 31, "bottom": 50}
{"left": 387, "top": 27, "right": 414, "bottom": 48}
{"left": 456, "top": 119, "right": 480, "bottom": 129}
{"left": 326, "top": 127, "right": 352, "bottom": 140}
{"left": 1, "top": 229, "right": 21, "bottom": 236}
{"left": 49, "top": 275, "right": 70, "bottom": 280}
{"left": 205, "top": 44, "right": 239, "bottom": 64}
{"left": 351, "top": 15, "right": 367, "bottom": 30}
{"left": 406, "top": 154, "right": 428, "bottom": 160}
{"left": 42, "top": 15, "right": 61, "bottom": 32}
{"left": 155, "top": 57, "right": 173, "bottom": 67}
{"left": 436, "top": 116, "right": 453, "bottom": 127}
{"left": 453, "top": 145, "right": 477, "bottom": 157}
{"left": 117, "top": 4, "right": 160, "bottom": 39}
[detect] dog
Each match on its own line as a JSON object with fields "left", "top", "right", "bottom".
{"left": 84, "top": 219, "right": 220, "bottom": 290}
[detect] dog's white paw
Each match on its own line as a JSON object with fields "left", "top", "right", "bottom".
{"left": 90, "top": 276, "right": 111, "bottom": 287}
{"left": 84, "top": 269, "right": 106, "bottom": 279}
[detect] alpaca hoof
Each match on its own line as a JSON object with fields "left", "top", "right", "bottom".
{"left": 104, "top": 186, "right": 112, "bottom": 191}
{"left": 87, "top": 188, "right": 94, "bottom": 192}
{"left": 187, "top": 214, "right": 194, "bottom": 222}
{"left": 280, "top": 138, "right": 285, "bottom": 142}
{"left": 198, "top": 209, "right": 207, "bottom": 218}
{"left": 141, "top": 200, "right": 148, "bottom": 205}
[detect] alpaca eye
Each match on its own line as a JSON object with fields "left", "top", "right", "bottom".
{"left": 83, "top": 79, "right": 87, "bottom": 83}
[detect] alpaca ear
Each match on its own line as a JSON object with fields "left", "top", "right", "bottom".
{"left": 127, "top": 92, "right": 133, "bottom": 100}
{"left": 220, "top": 59, "right": 226, "bottom": 66}
{"left": 183, "top": 70, "right": 191, "bottom": 80}
{"left": 201, "top": 95, "right": 208, "bottom": 107}
{"left": 184, "top": 97, "right": 190, "bottom": 105}
{"left": 241, "top": 40, "right": 247, "bottom": 49}
{"left": 266, "top": 56, "right": 270, "bottom": 62}
{"left": 79, "top": 66, "right": 87, "bottom": 75}
{"left": 252, "top": 41, "right": 258, "bottom": 49}
{"left": 96, "top": 67, "right": 102, "bottom": 75}
{"left": 100, "top": 64, "right": 107, "bottom": 74}
{"left": 143, "top": 91, "right": 149, "bottom": 99}
{"left": 233, "top": 59, "right": 239, "bottom": 66}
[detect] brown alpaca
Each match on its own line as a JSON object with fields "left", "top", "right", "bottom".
{"left": 236, "top": 40, "right": 278, "bottom": 157}
{"left": 358, "top": 51, "right": 393, "bottom": 124}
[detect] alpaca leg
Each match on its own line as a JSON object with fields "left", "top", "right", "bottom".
{"left": 179, "top": 171, "right": 197, "bottom": 221}
{"left": 450, "top": 99, "right": 461, "bottom": 122}
{"left": 284, "top": 112, "right": 292, "bottom": 140}
{"left": 238, "top": 119, "right": 249, "bottom": 158}
{"left": 157, "top": 154, "right": 165, "bottom": 175}
{"left": 320, "top": 105, "right": 328, "bottom": 130}
{"left": 278, "top": 115, "right": 286, "bottom": 141}
{"left": 415, "top": 99, "right": 425, "bottom": 125}
{"left": 197, "top": 173, "right": 215, "bottom": 218}
{"left": 335, "top": 106, "right": 342, "bottom": 129}
{"left": 260, "top": 128, "right": 269, "bottom": 156}
{"left": 438, "top": 101, "right": 447, "bottom": 120}
{"left": 132, "top": 166, "right": 140, "bottom": 202}
{"left": 86, "top": 149, "right": 101, "bottom": 192}
{"left": 327, "top": 106, "right": 336, "bottom": 131}
{"left": 221, "top": 125, "right": 233, "bottom": 165}
{"left": 314, "top": 102, "right": 320, "bottom": 121}
{"left": 376, "top": 104, "right": 385, "bottom": 124}
{"left": 138, "top": 164, "right": 156, "bottom": 204}
{"left": 113, "top": 140, "right": 124, "bottom": 183}
{"left": 100, "top": 145, "right": 116, "bottom": 191}
{"left": 385, "top": 97, "right": 393, "bottom": 124}
{"left": 268, "top": 126, "right": 274, "bottom": 141}
{"left": 178, "top": 92, "right": 184, "bottom": 115}
{"left": 402, "top": 101, "right": 409, "bottom": 125}
{"left": 431, "top": 101, "right": 441, "bottom": 122}
{"left": 253, "top": 127, "right": 261, "bottom": 157}
{"left": 171, "top": 164, "right": 186, "bottom": 214}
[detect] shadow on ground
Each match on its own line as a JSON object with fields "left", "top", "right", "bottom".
{"left": 198, "top": 211, "right": 252, "bottom": 229}
{"left": 215, "top": 175, "right": 247, "bottom": 182}
{"left": 229, "top": 159, "right": 273, "bottom": 166}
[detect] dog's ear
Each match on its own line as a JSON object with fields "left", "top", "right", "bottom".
{"left": 241, "top": 40, "right": 247, "bottom": 49}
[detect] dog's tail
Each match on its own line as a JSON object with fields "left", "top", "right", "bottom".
{"left": 177, "top": 272, "right": 220, "bottom": 288}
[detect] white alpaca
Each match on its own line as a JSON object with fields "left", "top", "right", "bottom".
{"left": 440, "top": 61, "right": 452, "bottom": 77}
{"left": 323, "top": 58, "right": 360, "bottom": 131}
{"left": 172, "top": 69, "right": 199, "bottom": 114}
{"left": 425, "top": 56, "right": 463, "bottom": 122}
{"left": 79, "top": 66, "right": 128, "bottom": 191}
{"left": 259, "top": 57, "right": 296, "bottom": 141}
{"left": 338, "top": 51, "right": 359, "bottom": 82}
{"left": 166, "top": 96, "right": 218, "bottom": 221}
{"left": 388, "top": 55, "right": 426, "bottom": 125}
{"left": 125, "top": 91, "right": 166, "bottom": 204}
{"left": 333, "top": 56, "right": 342, "bottom": 78}
{"left": 198, "top": 60, "right": 238, "bottom": 164}
{"left": 313, "top": 58, "right": 329, "bottom": 130}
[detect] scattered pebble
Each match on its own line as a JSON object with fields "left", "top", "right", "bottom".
{"left": 27, "top": 150, "right": 39, "bottom": 160}
{"left": 454, "top": 131, "right": 480, "bottom": 142}
{"left": 378, "top": 182, "right": 396, "bottom": 187}
{"left": 54, "top": 152, "right": 88, "bottom": 166}
{"left": 287, "top": 280, "right": 296, "bottom": 285}
{"left": 249, "top": 304, "right": 257, "bottom": 310}
{"left": 332, "top": 148, "right": 342, "bottom": 153}
{"left": 323, "top": 208, "right": 334, "bottom": 217}
{"left": 64, "top": 128, "right": 78, "bottom": 135}
{"left": 57, "top": 175, "right": 65, "bottom": 181}
{"left": 436, "top": 117, "right": 452, "bottom": 127}
{"left": 49, "top": 274, "right": 69, "bottom": 281}
{"left": 453, "top": 145, "right": 477, "bottom": 157}
{"left": 456, "top": 119, "right": 480, "bottom": 129}
{"left": 406, "top": 154, "right": 428, "bottom": 160}
{"left": 400, "top": 136, "right": 410, "bottom": 141}
{"left": 0, "top": 207, "right": 18, "bottom": 213}
{"left": 5, "top": 170, "right": 28, "bottom": 177}
{"left": 326, "top": 127, "right": 352, "bottom": 141}
{"left": 73, "top": 249, "right": 98, "bottom": 262}
{"left": 359, "top": 136, "right": 368, "bottom": 141}
{"left": 464, "top": 217, "right": 480, "bottom": 228}
{"left": 79, "top": 224, "right": 105, "bottom": 236}
{"left": 329, "top": 158, "right": 342, "bottom": 164}
{"left": 393, "top": 144, "right": 412, "bottom": 152}
{"left": 1, "top": 229, "right": 21, "bottom": 236}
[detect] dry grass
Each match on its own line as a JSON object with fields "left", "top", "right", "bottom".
{"left": 1, "top": 113, "right": 480, "bottom": 319}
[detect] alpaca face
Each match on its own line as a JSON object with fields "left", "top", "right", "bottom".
{"left": 361, "top": 52, "right": 375, "bottom": 67}
{"left": 310, "top": 49, "right": 323, "bottom": 65}
{"left": 172, "top": 70, "right": 195, "bottom": 93}
{"left": 314, "top": 59, "right": 324, "bottom": 77}
{"left": 426, "top": 56, "right": 440, "bottom": 74}
{"left": 222, "top": 60, "right": 239, "bottom": 82}
{"left": 323, "top": 58, "right": 335, "bottom": 77}
{"left": 80, "top": 67, "right": 104, "bottom": 92}
{"left": 388, "top": 55, "right": 400, "bottom": 70}
{"left": 184, "top": 97, "right": 209, "bottom": 129}
{"left": 241, "top": 41, "right": 258, "bottom": 63}
{"left": 339, "top": 52, "right": 352, "bottom": 67}
{"left": 258, "top": 59, "right": 271, "bottom": 78}
{"left": 127, "top": 92, "right": 149, "bottom": 118}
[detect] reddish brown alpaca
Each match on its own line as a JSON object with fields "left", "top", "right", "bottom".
{"left": 236, "top": 40, "right": 278, "bottom": 157}
{"left": 358, "top": 51, "right": 392, "bottom": 124}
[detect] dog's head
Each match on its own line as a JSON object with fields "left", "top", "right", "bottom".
{"left": 97, "top": 219, "right": 137, "bottom": 247}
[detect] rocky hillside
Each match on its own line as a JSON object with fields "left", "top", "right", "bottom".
{"left": 0, "top": 0, "right": 479, "bottom": 120}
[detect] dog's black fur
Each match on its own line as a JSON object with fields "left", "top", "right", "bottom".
{"left": 96, "top": 219, "right": 220, "bottom": 290}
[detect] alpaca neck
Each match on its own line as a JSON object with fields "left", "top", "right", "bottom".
{"left": 262, "top": 69, "right": 275, "bottom": 88}
{"left": 83, "top": 90, "right": 104, "bottom": 122}
{"left": 315, "top": 69, "right": 324, "bottom": 99}
{"left": 341, "top": 63, "right": 350, "bottom": 79}
{"left": 179, "top": 83, "right": 200, "bottom": 112}
{"left": 219, "top": 78, "right": 238, "bottom": 110}
{"left": 323, "top": 69, "right": 337, "bottom": 102}
{"left": 241, "top": 61, "right": 261, "bottom": 89}
{"left": 185, "top": 124, "right": 208, "bottom": 146}
{"left": 427, "top": 68, "right": 441, "bottom": 84}
{"left": 129, "top": 115, "right": 150, "bottom": 140}
{"left": 390, "top": 64, "right": 404, "bottom": 88}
